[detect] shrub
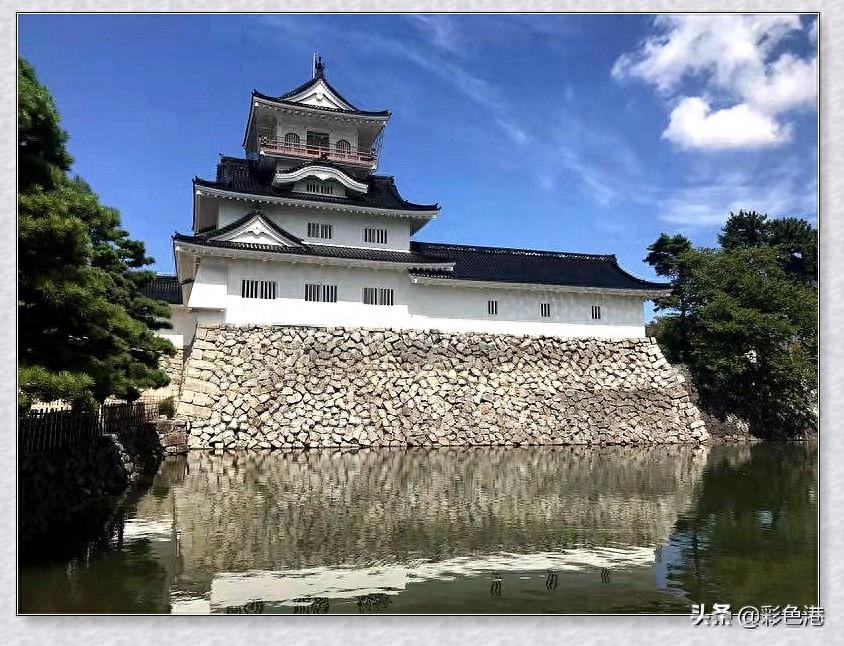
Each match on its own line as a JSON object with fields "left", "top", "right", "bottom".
{"left": 158, "top": 396, "right": 176, "bottom": 419}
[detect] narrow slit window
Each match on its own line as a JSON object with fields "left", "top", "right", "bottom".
{"left": 307, "top": 222, "right": 332, "bottom": 239}
{"left": 304, "top": 283, "right": 337, "bottom": 303}
{"left": 488, "top": 300, "right": 498, "bottom": 316}
{"left": 363, "top": 227, "right": 388, "bottom": 244}
{"left": 242, "top": 279, "right": 276, "bottom": 300}
{"left": 305, "top": 181, "right": 334, "bottom": 195}
{"left": 540, "top": 302, "right": 551, "bottom": 318}
{"left": 591, "top": 305, "right": 602, "bottom": 320}
{"left": 363, "top": 287, "right": 394, "bottom": 306}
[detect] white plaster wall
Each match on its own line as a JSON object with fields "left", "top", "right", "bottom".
{"left": 218, "top": 201, "right": 412, "bottom": 251}
{"left": 186, "top": 257, "right": 647, "bottom": 338}
{"left": 271, "top": 119, "right": 359, "bottom": 151}
{"left": 156, "top": 306, "right": 198, "bottom": 348}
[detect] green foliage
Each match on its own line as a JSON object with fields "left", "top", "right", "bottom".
{"left": 768, "top": 217, "right": 818, "bottom": 284}
{"left": 645, "top": 315, "right": 685, "bottom": 363}
{"left": 17, "top": 365, "right": 95, "bottom": 411}
{"left": 644, "top": 233, "right": 693, "bottom": 278}
{"left": 684, "top": 248, "right": 817, "bottom": 436}
{"left": 18, "top": 57, "right": 174, "bottom": 410}
{"left": 644, "top": 213, "right": 818, "bottom": 439}
{"left": 719, "top": 210, "right": 817, "bottom": 284}
{"left": 644, "top": 233, "right": 693, "bottom": 359}
{"left": 17, "top": 58, "right": 72, "bottom": 193}
{"left": 158, "top": 396, "right": 176, "bottom": 419}
{"left": 718, "top": 210, "right": 771, "bottom": 250}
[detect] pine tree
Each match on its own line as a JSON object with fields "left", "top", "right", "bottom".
{"left": 645, "top": 213, "right": 818, "bottom": 438}
{"left": 18, "top": 57, "right": 173, "bottom": 410}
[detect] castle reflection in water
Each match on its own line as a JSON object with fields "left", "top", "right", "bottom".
{"left": 19, "top": 443, "right": 817, "bottom": 614}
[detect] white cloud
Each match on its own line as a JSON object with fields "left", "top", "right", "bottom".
{"left": 407, "top": 15, "right": 461, "bottom": 53}
{"left": 737, "top": 52, "right": 817, "bottom": 114}
{"left": 657, "top": 161, "right": 817, "bottom": 227}
{"left": 663, "top": 97, "right": 790, "bottom": 149}
{"left": 613, "top": 15, "right": 817, "bottom": 150}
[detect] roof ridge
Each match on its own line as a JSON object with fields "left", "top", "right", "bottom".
{"left": 171, "top": 236, "right": 450, "bottom": 265}
{"left": 412, "top": 241, "right": 615, "bottom": 261}
{"left": 274, "top": 74, "right": 360, "bottom": 110}
{"left": 252, "top": 90, "right": 390, "bottom": 117}
{"left": 194, "top": 210, "right": 306, "bottom": 247}
{"left": 193, "top": 176, "right": 439, "bottom": 212}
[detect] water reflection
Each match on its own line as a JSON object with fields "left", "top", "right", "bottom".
{"left": 662, "top": 443, "right": 818, "bottom": 608}
{"left": 18, "top": 443, "right": 817, "bottom": 614}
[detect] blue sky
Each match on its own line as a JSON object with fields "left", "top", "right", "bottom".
{"left": 19, "top": 13, "right": 817, "bottom": 283}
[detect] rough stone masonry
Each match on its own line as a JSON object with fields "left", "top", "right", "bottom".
{"left": 175, "top": 325, "right": 709, "bottom": 449}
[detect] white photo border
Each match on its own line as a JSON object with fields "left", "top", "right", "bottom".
{"left": 1, "top": 1, "right": 838, "bottom": 644}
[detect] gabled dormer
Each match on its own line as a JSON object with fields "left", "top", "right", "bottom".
{"left": 243, "top": 55, "right": 390, "bottom": 177}
{"left": 279, "top": 56, "right": 358, "bottom": 111}
{"left": 207, "top": 209, "right": 305, "bottom": 247}
{"left": 272, "top": 161, "right": 369, "bottom": 200}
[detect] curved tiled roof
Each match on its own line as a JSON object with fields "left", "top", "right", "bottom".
{"left": 140, "top": 274, "right": 182, "bottom": 304}
{"left": 409, "top": 242, "right": 670, "bottom": 291}
{"left": 177, "top": 211, "right": 450, "bottom": 266}
{"left": 252, "top": 89, "right": 391, "bottom": 118}
{"left": 197, "top": 208, "right": 304, "bottom": 244}
{"left": 197, "top": 157, "right": 438, "bottom": 213}
{"left": 174, "top": 235, "right": 450, "bottom": 266}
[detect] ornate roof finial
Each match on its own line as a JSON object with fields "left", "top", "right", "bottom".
{"left": 313, "top": 53, "right": 326, "bottom": 79}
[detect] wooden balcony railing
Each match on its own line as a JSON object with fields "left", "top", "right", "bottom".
{"left": 258, "top": 137, "right": 377, "bottom": 168}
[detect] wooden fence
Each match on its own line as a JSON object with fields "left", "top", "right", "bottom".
{"left": 19, "top": 399, "right": 163, "bottom": 456}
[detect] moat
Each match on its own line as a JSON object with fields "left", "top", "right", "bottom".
{"left": 19, "top": 442, "right": 817, "bottom": 614}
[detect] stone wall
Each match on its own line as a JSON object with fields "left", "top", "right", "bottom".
{"left": 176, "top": 325, "right": 707, "bottom": 448}
{"left": 159, "top": 348, "right": 184, "bottom": 394}
{"left": 674, "top": 364, "right": 756, "bottom": 443}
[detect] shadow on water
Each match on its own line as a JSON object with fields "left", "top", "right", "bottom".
{"left": 18, "top": 442, "right": 817, "bottom": 614}
{"left": 662, "top": 442, "right": 818, "bottom": 608}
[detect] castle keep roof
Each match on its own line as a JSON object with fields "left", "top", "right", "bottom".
{"left": 408, "top": 242, "right": 670, "bottom": 292}
{"left": 175, "top": 211, "right": 451, "bottom": 268}
{"left": 195, "top": 157, "right": 438, "bottom": 213}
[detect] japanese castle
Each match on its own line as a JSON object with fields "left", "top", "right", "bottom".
{"left": 155, "top": 56, "right": 668, "bottom": 349}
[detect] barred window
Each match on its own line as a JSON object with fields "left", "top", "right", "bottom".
{"left": 591, "top": 305, "right": 602, "bottom": 320}
{"left": 284, "top": 132, "right": 300, "bottom": 146}
{"left": 335, "top": 139, "right": 352, "bottom": 154}
{"left": 304, "top": 283, "right": 338, "bottom": 303}
{"left": 307, "top": 222, "right": 332, "bottom": 239}
{"left": 488, "top": 300, "right": 498, "bottom": 316}
{"left": 540, "top": 302, "right": 551, "bottom": 318}
{"left": 305, "top": 181, "right": 334, "bottom": 195}
{"left": 363, "top": 227, "right": 388, "bottom": 244}
{"left": 241, "top": 279, "right": 276, "bottom": 300}
{"left": 363, "top": 287, "right": 394, "bottom": 306}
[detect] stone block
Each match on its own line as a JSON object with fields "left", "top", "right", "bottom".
{"left": 175, "top": 324, "right": 708, "bottom": 448}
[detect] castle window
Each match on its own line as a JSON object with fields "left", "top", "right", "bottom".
{"left": 307, "top": 130, "right": 330, "bottom": 152}
{"left": 284, "top": 132, "right": 300, "bottom": 147}
{"left": 363, "top": 287, "right": 394, "bottom": 306}
{"left": 363, "top": 227, "right": 388, "bottom": 244}
{"left": 307, "top": 222, "right": 333, "bottom": 239}
{"left": 304, "top": 283, "right": 338, "bottom": 303}
{"left": 335, "top": 139, "right": 352, "bottom": 156}
{"left": 540, "top": 302, "right": 551, "bottom": 318}
{"left": 488, "top": 300, "right": 498, "bottom": 316}
{"left": 305, "top": 181, "right": 335, "bottom": 196}
{"left": 242, "top": 279, "right": 276, "bottom": 300}
{"left": 591, "top": 305, "right": 602, "bottom": 320}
